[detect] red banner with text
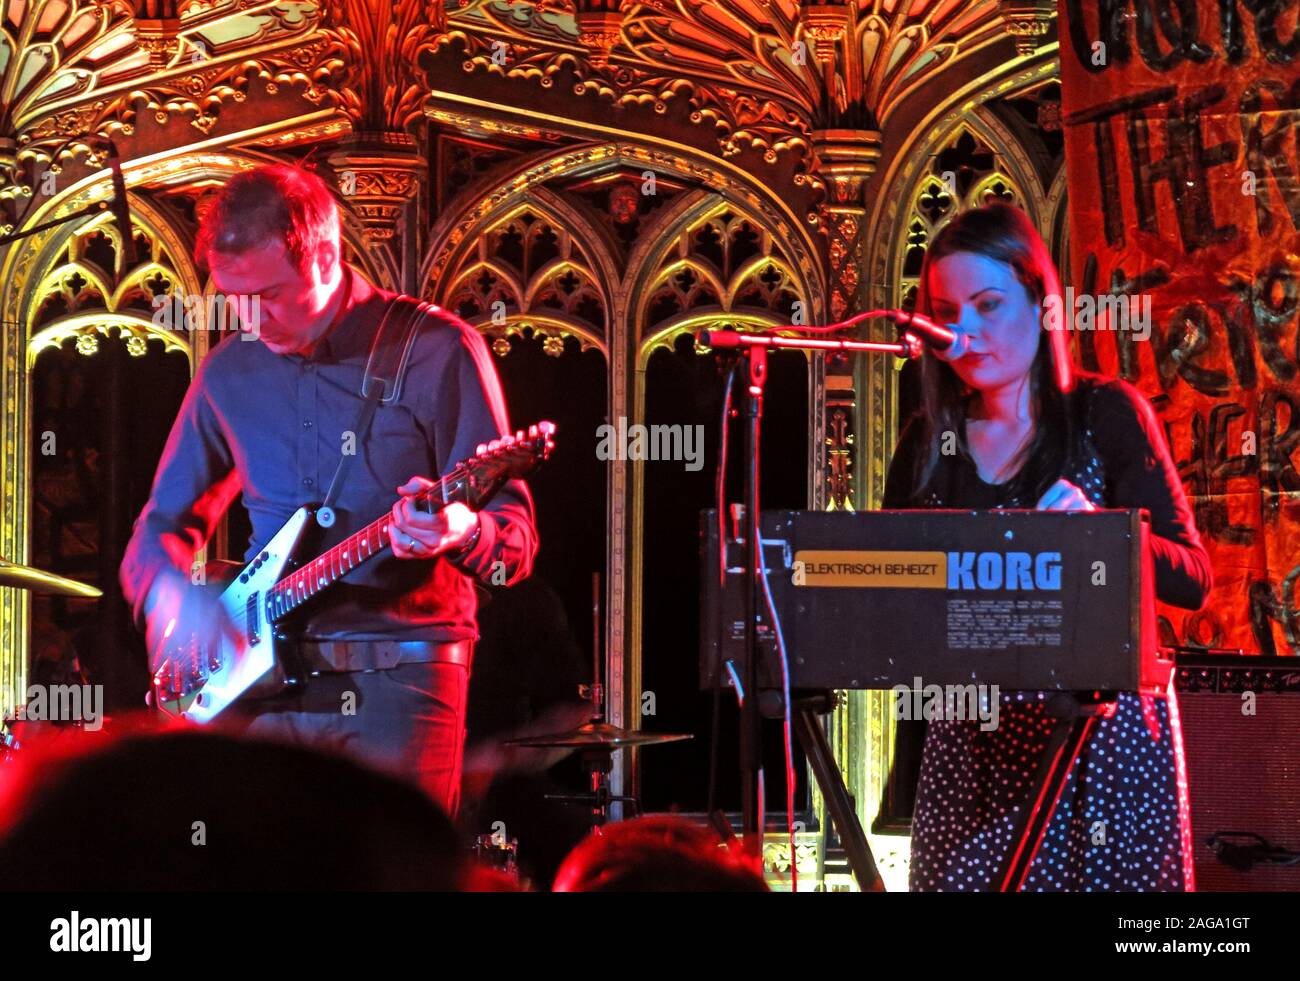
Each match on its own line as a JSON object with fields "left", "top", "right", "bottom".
{"left": 1057, "top": 1, "right": 1300, "bottom": 654}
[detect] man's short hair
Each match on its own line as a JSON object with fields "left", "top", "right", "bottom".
{"left": 195, "top": 163, "right": 340, "bottom": 274}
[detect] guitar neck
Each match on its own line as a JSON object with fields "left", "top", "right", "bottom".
{"left": 267, "top": 467, "right": 475, "bottom": 622}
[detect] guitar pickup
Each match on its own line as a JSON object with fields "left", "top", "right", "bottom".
{"left": 246, "top": 593, "right": 262, "bottom": 646}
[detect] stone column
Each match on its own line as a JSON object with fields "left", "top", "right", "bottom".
{"left": 810, "top": 127, "right": 879, "bottom": 511}
{"left": 326, "top": 132, "right": 427, "bottom": 293}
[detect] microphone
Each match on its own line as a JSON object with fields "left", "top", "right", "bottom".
{"left": 884, "top": 309, "right": 963, "bottom": 354}
{"left": 105, "top": 139, "right": 138, "bottom": 269}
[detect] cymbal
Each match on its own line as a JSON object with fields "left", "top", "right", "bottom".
{"left": 0, "top": 558, "right": 101, "bottom": 598}
{"left": 507, "top": 721, "right": 693, "bottom": 750}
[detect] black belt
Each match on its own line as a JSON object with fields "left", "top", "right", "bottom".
{"left": 295, "top": 639, "right": 473, "bottom": 674}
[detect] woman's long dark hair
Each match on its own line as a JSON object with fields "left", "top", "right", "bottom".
{"left": 909, "top": 202, "right": 1076, "bottom": 504}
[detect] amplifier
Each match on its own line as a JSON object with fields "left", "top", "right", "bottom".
{"left": 1175, "top": 655, "right": 1300, "bottom": 892}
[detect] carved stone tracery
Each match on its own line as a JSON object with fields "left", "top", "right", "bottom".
{"left": 327, "top": 133, "right": 427, "bottom": 245}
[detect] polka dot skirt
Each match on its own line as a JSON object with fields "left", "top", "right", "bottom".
{"left": 908, "top": 432, "right": 1192, "bottom": 892}
{"left": 908, "top": 691, "right": 1190, "bottom": 892}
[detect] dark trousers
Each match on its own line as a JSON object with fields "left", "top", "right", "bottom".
{"left": 220, "top": 659, "right": 470, "bottom": 817}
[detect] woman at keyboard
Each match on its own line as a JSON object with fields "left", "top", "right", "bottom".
{"left": 883, "top": 202, "right": 1212, "bottom": 892}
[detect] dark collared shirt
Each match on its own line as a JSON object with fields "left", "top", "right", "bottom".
{"left": 120, "top": 265, "right": 537, "bottom": 642}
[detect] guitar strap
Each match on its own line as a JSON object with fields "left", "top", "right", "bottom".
{"left": 316, "top": 295, "right": 428, "bottom": 527}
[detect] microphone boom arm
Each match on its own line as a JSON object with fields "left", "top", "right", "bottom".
{"left": 697, "top": 308, "right": 955, "bottom": 360}
{"left": 0, "top": 137, "right": 135, "bottom": 262}
{"left": 698, "top": 329, "right": 924, "bottom": 359}
{"left": 0, "top": 200, "right": 119, "bottom": 248}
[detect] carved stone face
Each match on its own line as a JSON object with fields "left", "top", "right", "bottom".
{"left": 609, "top": 183, "right": 641, "bottom": 225}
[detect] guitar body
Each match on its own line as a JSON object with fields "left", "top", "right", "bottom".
{"left": 157, "top": 507, "right": 313, "bottom": 723}
{"left": 152, "top": 422, "right": 556, "bottom": 724}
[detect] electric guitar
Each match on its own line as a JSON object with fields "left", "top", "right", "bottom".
{"left": 152, "top": 422, "right": 556, "bottom": 723}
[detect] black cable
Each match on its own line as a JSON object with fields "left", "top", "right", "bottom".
{"left": 706, "top": 361, "right": 737, "bottom": 820}
{"left": 1207, "top": 832, "right": 1300, "bottom": 870}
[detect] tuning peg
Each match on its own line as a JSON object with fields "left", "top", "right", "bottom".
{"left": 528, "top": 424, "right": 538, "bottom": 438}
{"left": 476, "top": 443, "right": 487, "bottom": 455}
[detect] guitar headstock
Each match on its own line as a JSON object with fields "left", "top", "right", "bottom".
{"left": 465, "top": 421, "right": 557, "bottom": 482}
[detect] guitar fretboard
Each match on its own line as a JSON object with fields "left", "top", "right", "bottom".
{"left": 266, "top": 470, "right": 469, "bottom": 621}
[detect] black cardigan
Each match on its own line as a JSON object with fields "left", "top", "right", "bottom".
{"left": 883, "top": 372, "right": 1213, "bottom": 611}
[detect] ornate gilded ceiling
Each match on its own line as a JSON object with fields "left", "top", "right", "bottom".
{"left": 2, "top": 0, "right": 1053, "bottom": 204}
{"left": 0, "top": 1, "right": 340, "bottom": 172}
{"left": 443, "top": 0, "right": 1016, "bottom": 158}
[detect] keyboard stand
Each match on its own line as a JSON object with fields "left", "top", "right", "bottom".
{"left": 791, "top": 692, "right": 884, "bottom": 891}
{"left": 998, "top": 692, "right": 1117, "bottom": 892}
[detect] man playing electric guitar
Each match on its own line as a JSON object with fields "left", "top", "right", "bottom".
{"left": 120, "top": 163, "right": 538, "bottom": 816}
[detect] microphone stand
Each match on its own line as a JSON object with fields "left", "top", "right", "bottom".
{"left": 0, "top": 199, "right": 121, "bottom": 248}
{"left": 699, "top": 321, "right": 930, "bottom": 887}
{"left": 0, "top": 138, "right": 132, "bottom": 257}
